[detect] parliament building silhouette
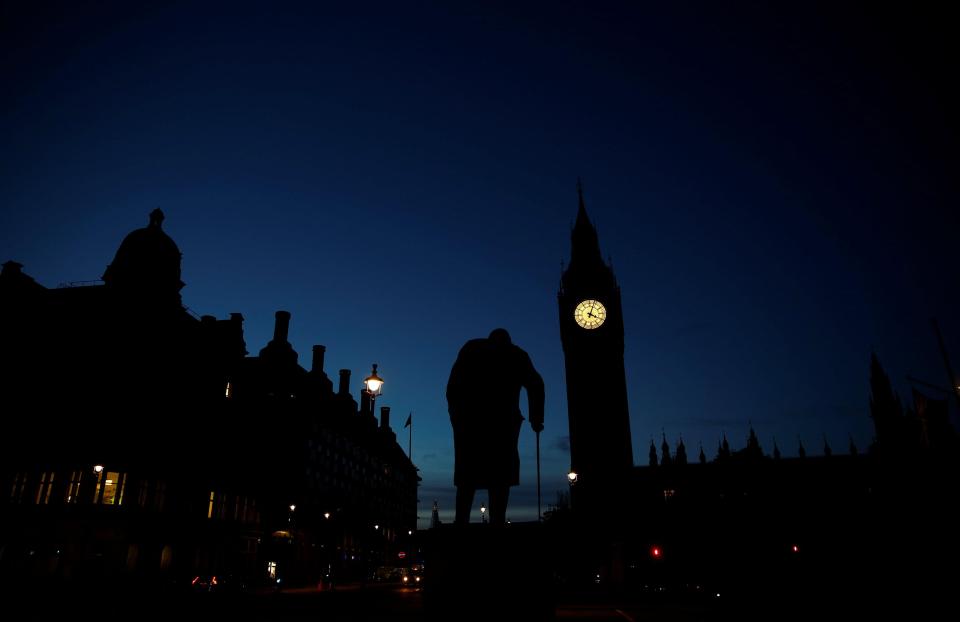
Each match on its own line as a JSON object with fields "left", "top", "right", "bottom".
{"left": 553, "top": 188, "right": 959, "bottom": 615}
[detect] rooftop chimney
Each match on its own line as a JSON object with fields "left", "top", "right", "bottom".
{"left": 338, "top": 369, "right": 351, "bottom": 395}
{"left": 360, "top": 389, "right": 370, "bottom": 416}
{"left": 380, "top": 406, "right": 391, "bottom": 429}
{"left": 273, "top": 310, "right": 291, "bottom": 343}
{"left": 311, "top": 345, "right": 326, "bottom": 374}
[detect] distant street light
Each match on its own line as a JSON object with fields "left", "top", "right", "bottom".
{"left": 94, "top": 465, "right": 104, "bottom": 474}
{"left": 480, "top": 504, "right": 487, "bottom": 524}
{"left": 364, "top": 364, "right": 384, "bottom": 418}
{"left": 324, "top": 512, "right": 331, "bottom": 520}
{"left": 567, "top": 471, "right": 578, "bottom": 485}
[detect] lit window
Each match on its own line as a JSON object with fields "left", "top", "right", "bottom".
{"left": 65, "top": 471, "right": 82, "bottom": 504}
{"left": 267, "top": 561, "right": 277, "bottom": 580}
{"left": 225, "top": 381, "right": 232, "bottom": 398}
{"left": 208, "top": 492, "right": 216, "bottom": 519}
{"left": 663, "top": 489, "right": 676, "bottom": 498}
{"left": 35, "top": 472, "right": 55, "bottom": 505}
{"left": 10, "top": 472, "right": 27, "bottom": 503}
{"left": 100, "top": 472, "right": 122, "bottom": 505}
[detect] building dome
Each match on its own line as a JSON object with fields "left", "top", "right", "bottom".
{"left": 102, "top": 209, "right": 184, "bottom": 293}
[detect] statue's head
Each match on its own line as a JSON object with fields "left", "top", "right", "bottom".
{"left": 488, "top": 328, "right": 512, "bottom": 346}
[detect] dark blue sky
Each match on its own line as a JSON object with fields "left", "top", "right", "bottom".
{"left": 3, "top": 1, "right": 958, "bottom": 525}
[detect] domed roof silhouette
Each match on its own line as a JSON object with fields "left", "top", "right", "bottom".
{"left": 102, "top": 209, "right": 183, "bottom": 293}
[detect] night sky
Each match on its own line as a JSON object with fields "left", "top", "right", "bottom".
{"left": 3, "top": 1, "right": 958, "bottom": 526}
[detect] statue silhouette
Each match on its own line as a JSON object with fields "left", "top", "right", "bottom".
{"left": 447, "top": 328, "right": 544, "bottom": 525}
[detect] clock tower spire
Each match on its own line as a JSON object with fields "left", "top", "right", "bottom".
{"left": 559, "top": 182, "right": 634, "bottom": 513}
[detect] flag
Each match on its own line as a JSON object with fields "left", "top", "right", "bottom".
{"left": 404, "top": 413, "right": 412, "bottom": 428}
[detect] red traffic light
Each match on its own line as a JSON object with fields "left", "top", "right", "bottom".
{"left": 650, "top": 546, "right": 662, "bottom": 559}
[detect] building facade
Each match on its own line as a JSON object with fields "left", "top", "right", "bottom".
{"left": 0, "top": 210, "right": 418, "bottom": 588}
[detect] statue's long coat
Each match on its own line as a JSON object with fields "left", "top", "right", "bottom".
{"left": 447, "top": 338, "right": 544, "bottom": 488}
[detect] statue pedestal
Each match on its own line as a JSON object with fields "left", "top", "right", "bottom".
{"left": 423, "top": 522, "right": 554, "bottom": 620}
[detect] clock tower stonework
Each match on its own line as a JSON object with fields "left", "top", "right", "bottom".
{"left": 559, "top": 185, "right": 634, "bottom": 510}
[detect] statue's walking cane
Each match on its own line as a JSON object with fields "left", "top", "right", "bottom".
{"left": 536, "top": 430, "right": 542, "bottom": 521}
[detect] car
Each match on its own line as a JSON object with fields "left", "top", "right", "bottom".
{"left": 401, "top": 563, "right": 424, "bottom": 588}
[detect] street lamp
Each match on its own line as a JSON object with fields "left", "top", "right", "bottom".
{"left": 480, "top": 504, "right": 487, "bottom": 524}
{"left": 567, "top": 471, "right": 578, "bottom": 485}
{"left": 364, "top": 364, "right": 384, "bottom": 416}
{"left": 288, "top": 504, "right": 296, "bottom": 525}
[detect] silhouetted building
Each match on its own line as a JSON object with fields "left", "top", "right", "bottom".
{"left": 0, "top": 211, "right": 418, "bottom": 588}
{"left": 552, "top": 192, "right": 958, "bottom": 613}
{"left": 558, "top": 182, "right": 634, "bottom": 516}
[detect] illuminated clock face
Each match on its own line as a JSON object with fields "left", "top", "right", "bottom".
{"left": 574, "top": 299, "right": 606, "bottom": 329}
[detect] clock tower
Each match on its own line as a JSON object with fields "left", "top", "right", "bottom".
{"left": 559, "top": 183, "right": 634, "bottom": 508}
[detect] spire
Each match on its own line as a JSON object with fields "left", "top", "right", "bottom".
{"left": 773, "top": 437, "right": 781, "bottom": 460}
{"left": 569, "top": 179, "right": 603, "bottom": 267}
{"left": 745, "top": 424, "right": 762, "bottom": 458}
{"left": 576, "top": 177, "right": 587, "bottom": 222}
{"left": 676, "top": 436, "right": 688, "bottom": 465}
{"left": 698, "top": 443, "right": 706, "bottom": 465}
{"left": 660, "top": 431, "right": 672, "bottom": 466}
{"left": 648, "top": 438, "right": 658, "bottom": 467}
{"left": 716, "top": 433, "right": 731, "bottom": 461}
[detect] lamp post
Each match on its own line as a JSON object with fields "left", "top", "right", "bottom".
{"left": 480, "top": 503, "right": 487, "bottom": 524}
{"left": 93, "top": 465, "right": 104, "bottom": 504}
{"left": 567, "top": 471, "right": 578, "bottom": 485}
{"left": 364, "top": 364, "right": 384, "bottom": 417}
